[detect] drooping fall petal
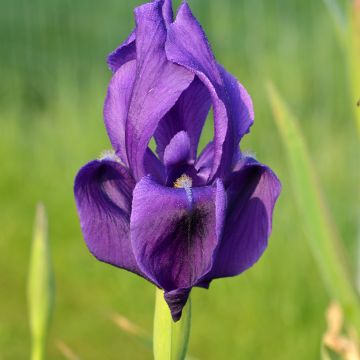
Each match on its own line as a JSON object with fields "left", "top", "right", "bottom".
{"left": 130, "top": 176, "right": 225, "bottom": 294}
{"left": 74, "top": 159, "right": 148, "bottom": 279}
{"left": 202, "top": 157, "right": 281, "bottom": 283}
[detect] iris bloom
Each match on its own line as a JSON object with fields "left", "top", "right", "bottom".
{"left": 74, "top": 0, "right": 281, "bottom": 321}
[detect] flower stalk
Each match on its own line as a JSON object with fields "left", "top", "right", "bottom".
{"left": 153, "top": 288, "right": 191, "bottom": 360}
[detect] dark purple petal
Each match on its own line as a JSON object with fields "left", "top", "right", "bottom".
{"left": 154, "top": 76, "right": 211, "bottom": 161}
{"left": 202, "top": 157, "right": 281, "bottom": 284}
{"left": 164, "top": 288, "right": 191, "bottom": 322}
{"left": 107, "top": 31, "right": 136, "bottom": 73}
{"left": 104, "top": 60, "right": 137, "bottom": 166}
{"left": 74, "top": 159, "right": 149, "bottom": 279}
{"left": 125, "top": 1, "right": 194, "bottom": 181}
{"left": 130, "top": 176, "right": 226, "bottom": 292}
{"left": 166, "top": 2, "right": 254, "bottom": 181}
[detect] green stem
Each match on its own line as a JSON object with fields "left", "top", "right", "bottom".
{"left": 31, "top": 339, "right": 44, "bottom": 360}
{"left": 153, "top": 288, "right": 191, "bottom": 360}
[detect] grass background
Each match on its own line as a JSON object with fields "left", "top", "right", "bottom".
{"left": 0, "top": 0, "right": 359, "bottom": 358}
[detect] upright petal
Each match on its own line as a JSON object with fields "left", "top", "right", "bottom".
{"left": 104, "top": 60, "right": 137, "bottom": 166}
{"left": 125, "top": 1, "right": 194, "bottom": 180}
{"left": 159, "top": 0, "right": 174, "bottom": 25}
{"left": 166, "top": 2, "right": 254, "bottom": 181}
{"left": 130, "top": 176, "right": 226, "bottom": 293}
{"left": 154, "top": 76, "right": 211, "bottom": 161}
{"left": 216, "top": 65, "right": 254, "bottom": 177}
{"left": 163, "top": 131, "right": 203, "bottom": 186}
{"left": 106, "top": 0, "right": 174, "bottom": 73}
{"left": 195, "top": 141, "right": 214, "bottom": 182}
{"left": 202, "top": 157, "right": 281, "bottom": 283}
{"left": 107, "top": 31, "right": 136, "bottom": 73}
{"left": 74, "top": 159, "right": 147, "bottom": 278}
{"left": 163, "top": 131, "right": 191, "bottom": 167}
{"left": 144, "top": 148, "right": 166, "bottom": 184}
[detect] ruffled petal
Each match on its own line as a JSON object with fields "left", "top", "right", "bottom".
{"left": 125, "top": 1, "right": 194, "bottom": 180}
{"left": 107, "top": 31, "right": 136, "bottom": 73}
{"left": 74, "top": 159, "right": 148, "bottom": 278}
{"left": 166, "top": 2, "right": 254, "bottom": 181}
{"left": 104, "top": 60, "right": 137, "bottom": 165}
{"left": 130, "top": 176, "right": 226, "bottom": 293}
{"left": 154, "top": 76, "right": 211, "bottom": 161}
{"left": 106, "top": 0, "right": 174, "bottom": 73}
{"left": 202, "top": 157, "right": 281, "bottom": 283}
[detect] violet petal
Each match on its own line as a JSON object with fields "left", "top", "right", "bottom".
{"left": 130, "top": 176, "right": 226, "bottom": 291}
{"left": 74, "top": 159, "right": 149, "bottom": 279}
{"left": 104, "top": 60, "right": 137, "bottom": 166}
{"left": 154, "top": 76, "right": 211, "bottom": 161}
{"left": 125, "top": 1, "right": 194, "bottom": 181}
{"left": 166, "top": 2, "right": 254, "bottom": 181}
{"left": 201, "top": 157, "right": 281, "bottom": 284}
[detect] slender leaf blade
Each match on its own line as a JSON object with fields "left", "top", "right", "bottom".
{"left": 28, "top": 203, "right": 55, "bottom": 360}
{"left": 267, "top": 83, "right": 360, "bottom": 329}
{"left": 348, "top": 0, "right": 360, "bottom": 135}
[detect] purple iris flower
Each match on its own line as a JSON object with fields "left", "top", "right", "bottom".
{"left": 74, "top": 0, "right": 281, "bottom": 321}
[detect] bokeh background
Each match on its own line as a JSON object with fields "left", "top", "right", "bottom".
{"left": 1, "top": 0, "right": 359, "bottom": 358}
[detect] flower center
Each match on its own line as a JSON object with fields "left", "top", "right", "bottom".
{"left": 173, "top": 174, "right": 192, "bottom": 189}
{"left": 174, "top": 174, "right": 193, "bottom": 204}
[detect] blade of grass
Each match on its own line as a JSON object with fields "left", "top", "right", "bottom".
{"left": 267, "top": 82, "right": 360, "bottom": 330}
{"left": 28, "top": 203, "right": 55, "bottom": 360}
{"left": 348, "top": 0, "right": 360, "bottom": 136}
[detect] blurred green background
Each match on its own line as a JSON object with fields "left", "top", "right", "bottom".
{"left": 0, "top": 0, "right": 359, "bottom": 358}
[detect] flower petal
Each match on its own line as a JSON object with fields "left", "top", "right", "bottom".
{"left": 154, "top": 76, "right": 211, "bottom": 161}
{"left": 166, "top": 2, "right": 254, "bottom": 181}
{"left": 130, "top": 176, "right": 226, "bottom": 292}
{"left": 202, "top": 157, "right": 281, "bottom": 283}
{"left": 163, "top": 131, "right": 191, "bottom": 167}
{"left": 125, "top": 1, "right": 194, "bottom": 181}
{"left": 74, "top": 159, "right": 147, "bottom": 278}
{"left": 195, "top": 141, "right": 214, "bottom": 181}
{"left": 104, "top": 60, "right": 137, "bottom": 166}
{"left": 164, "top": 288, "right": 191, "bottom": 322}
{"left": 144, "top": 148, "right": 166, "bottom": 184}
{"left": 106, "top": 0, "right": 174, "bottom": 73}
{"left": 107, "top": 31, "right": 136, "bottom": 73}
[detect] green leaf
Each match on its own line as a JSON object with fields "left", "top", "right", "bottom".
{"left": 28, "top": 203, "right": 55, "bottom": 360}
{"left": 348, "top": 0, "right": 360, "bottom": 136}
{"left": 267, "top": 83, "right": 360, "bottom": 329}
{"left": 153, "top": 288, "right": 191, "bottom": 360}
